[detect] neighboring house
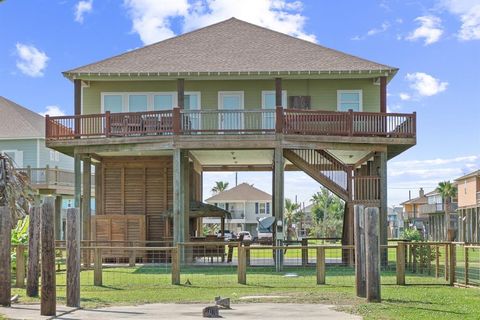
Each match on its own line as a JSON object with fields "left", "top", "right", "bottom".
{"left": 44, "top": 18, "right": 416, "bottom": 261}
{"left": 204, "top": 183, "right": 272, "bottom": 237}
{"left": 387, "top": 206, "right": 404, "bottom": 239}
{"left": 455, "top": 170, "right": 480, "bottom": 242}
{"left": 419, "top": 190, "right": 458, "bottom": 241}
{"left": 400, "top": 188, "right": 428, "bottom": 231}
{"left": 0, "top": 96, "right": 77, "bottom": 239}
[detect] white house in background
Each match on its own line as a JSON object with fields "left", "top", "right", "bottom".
{"left": 205, "top": 183, "right": 272, "bottom": 237}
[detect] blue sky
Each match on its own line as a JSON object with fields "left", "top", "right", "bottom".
{"left": 0, "top": 0, "right": 479, "bottom": 207}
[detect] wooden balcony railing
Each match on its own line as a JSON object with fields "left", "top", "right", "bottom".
{"left": 45, "top": 108, "right": 416, "bottom": 140}
{"left": 17, "top": 167, "right": 93, "bottom": 188}
{"left": 353, "top": 175, "right": 380, "bottom": 202}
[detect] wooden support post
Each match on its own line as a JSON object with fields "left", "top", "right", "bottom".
{"left": 66, "top": 207, "right": 80, "bottom": 307}
{"left": 435, "top": 245, "right": 440, "bottom": 278}
{"left": 74, "top": 154, "right": 81, "bottom": 211}
{"left": 171, "top": 246, "right": 180, "bottom": 285}
{"left": 354, "top": 205, "right": 366, "bottom": 297}
{"left": 464, "top": 246, "right": 469, "bottom": 286}
{"left": 301, "top": 238, "right": 308, "bottom": 266}
{"left": 449, "top": 243, "right": 456, "bottom": 286}
{"left": 82, "top": 157, "right": 92, "bottom": 268}
{"left": 445, "top": 244, "right": 449, "bottom": 281}
{"left": 275, "top": 106, "right": 284, "bottom": 134}
{"left": 380, "top": 76, "right": 387, "bottom": 113}
{"left": 27, "top": 206, "right": 41, "bottom": 297}
{"left": 94, "top": 248, "right": 102, "bottom": 286}
{"left": 41, "top": 197, "right": 56, "bottom": 316}
{"left": 316, "top": 247, "right": 325, "bottom": 285}
{"left": 396, "top": 242, "right": 406, "bottom": 285}
{"left": 365, "top": 207, "right": 381, "bottom": 302}
{"left": 15, "top": 245, "right": 26, "bottom": 288}
{"left": 377, "top": 152, "right": 388, "bottom": 267}
{"left": 238, "top": 246, "right": 247, "bottom": 285}
{"left": 54, "top": 195, "right": 62, "bottom": 240}
{"left": 173, "top": 149, "right": 182, "bottom": 244}
{"left": 129, "top": 249, "right": 136, "bottom": 267}
{"left": 275, "top": 77, "right": 282, "bottom": 107}
{"left": 274, "top": 147, "right": 284, "bottom": 272}
{"left": 0, "top": 206, "right": 11, "bottom": 306}
{"left": 177, "top": 79, "right": 185, "bottom": 109}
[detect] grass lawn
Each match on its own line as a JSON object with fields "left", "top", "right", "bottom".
{"left": 9, "top": 265, "right": 480, "bottom": 320}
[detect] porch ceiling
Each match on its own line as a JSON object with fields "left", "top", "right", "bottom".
{"left": 190, "top": 150, "right": 275, "bottom": 166}
{"left": 328, "top": 150, "right": 372, "bottom": 165}
{"left": 96, "top": 150, "right": 173, "bottom": 157}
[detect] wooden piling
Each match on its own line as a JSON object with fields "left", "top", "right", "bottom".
{"left": 449, "top": 243, "right": 456, "bottom": 286}
{"left": 94, "top": 248, "right": 102, "bottom": 286}
{"left": 41, "top": 197, "right": 56, "bottom": 316}
{"left": 354, "top": 205, "right": 366, "bottom": 297}
{"left": 396, "top": 242, "right": 405, "bottom": 285}
{"left": 365, "top": 207, "right": 381, "bottom": 302}
{"left": 301, "top": 238, "right": 308, "bottom": 267}
{"left": 171, "top": 247, "right": 180, "bottom": 285}
{"left": 15, "top": 245, "right": 26, "bottom": 288}
{"left": 238, "top": 246, "right": 247, "bottom": 285}
{"left": 316, "top": 247, "right": 325, "bottom": 285}
{"left": 0, "top": 206, "right": 11, "bottom": 306}
{"left": 27, "top": 206, "right": 40, "bottom": 297}
{"left": 464, "top": 246, "right": 469, "bottom": 286}
{"left": 445, "top": 244, "right": 449, "bottom": 281}
{"left": 66, "top": 208, "right": 80, "bottom": 307}
{"left": 435, "top": 245, "right": 440, "bottom": 278}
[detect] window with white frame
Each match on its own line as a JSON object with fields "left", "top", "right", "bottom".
{"left": 255, "top": 202, "right": 269, "bottom": 214}
{"left": 102, "top": 92, "right": 201, "bottom": 113}
{"left": 1, "top": 150, "right": 23, "bottom": 167}
{"left": 337, "top": 90, "right": 362, "bottom": 112}
{"left": 49, "top": 150, "right": 60, "bottom": 162}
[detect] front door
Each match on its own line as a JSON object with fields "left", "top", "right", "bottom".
{"left": 218, "top": 91, "right": 244, "bottom": 131}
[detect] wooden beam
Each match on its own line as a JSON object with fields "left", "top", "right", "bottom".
{"left": 353, "top": 152, "right": 375, "bottom": 169}
{"left": 365, "top": 207, "right": 381, "bottom": 302}
{"left": 274, "top": 147, "right": 284, "bottom": 271}
{"left": 74, "top": 79, "right": 81, "bottom": 138}
{"left": 188, "top": 151, "right": 202, "bottom": 174}
{"left": 354, "top": 204, "right": 366, "bottom": 297}
{"left": 177, "top": 78, "right": 185, "bottom": 109}
{"left": 275, "top": 78, "right": 282, "bottom": 106}
{"left": 26, "top": 206, "right": 40, "bottom": 297}
{"left": 74, "top": 154, "right": 81, "bottom": 209}
{"left": 0, "top": 206, "right": 11, "bottom": 306}
{"left": 41, "top": 197, "right": 56, "bottom": 316}
{"left": 66, "top": 208, "right": 80, "bottom": 307}
{"left": 82, "top": 157, "right": 92, "bottom": 241}
{"left": 380, "top": 76, "right": 387, "bottom": 113}
{"left": 54, "top": 195, "right": 62, "bottom": 240}
{"left": 284, "top": 149, "right": 349, "bottom": 201}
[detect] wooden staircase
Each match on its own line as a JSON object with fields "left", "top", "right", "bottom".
{"left": 283, "top": 149, "right": 350, "bottom": 201}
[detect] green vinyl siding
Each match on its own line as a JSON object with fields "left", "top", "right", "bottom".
{"left": 82, "top": 78, "right": 379, "bottom": 114}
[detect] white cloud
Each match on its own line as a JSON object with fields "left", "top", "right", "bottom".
{"left": 405, "top": 72, "right": 448, "bottom": 97}
{"left": 441, "top": 0, "right": 480, "bottom": 40}
{"left": 399, "top": 92, "right": 411, "bottom": 101}
{"left": 15, "top": 43, "right": 49, "bottom": 77}
{"left": 123, "top": 0, "right": 189, "bottom": 45}
{"left": 75, "top": 0, "right": 93, "bottom": 23}
{"left": 40, "top": 106, "right": 66, "bottom": 117}
{"left": 352, "top": 22, "right": 390, "bottom": 40}
{"left": 123, "top": 0, "right": 316, "bottom": 45}
{"left": 406, "top": 15, "right": 443, "bottom": 45}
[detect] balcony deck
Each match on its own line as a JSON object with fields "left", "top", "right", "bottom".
{"left": 45, "top": 108, "right": 416, "bottom": 156}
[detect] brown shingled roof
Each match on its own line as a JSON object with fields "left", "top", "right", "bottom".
{"left": 0, "top": 96, "right": 45, "bottom": 139}
{"left": 64, "top": 18, "right": 397, "bottom": 77}
{"left": 205, "top": 183, "right": 271, "bottom": 202}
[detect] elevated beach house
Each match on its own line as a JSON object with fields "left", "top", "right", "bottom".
{"left": 45, "top": 18, "right": 416, "bottom": 261}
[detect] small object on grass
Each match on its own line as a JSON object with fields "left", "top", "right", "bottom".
{"left": 283, "top": 273, "right": 299, "bottom": 277}
{"left": 11, "top": 295, "right": 19, "bottom": 303}
{"left": 202, "top": 305, "right": 220, "bottom": 318}
{"left": 215, "top": 297, "right": 231, "bottom": 309}
{"left": 185, "top": 279, "right": 192, "bottom": 285}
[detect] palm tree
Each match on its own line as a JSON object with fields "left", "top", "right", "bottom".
{"left": 211, "top": 181, "right": 229, "bottom": 194}
{"left": 310, "top": 187, "right": 344, "bottom": 238}
{"left": 436, "top": 181, "right": 457, "bottom": 240}
{"left": 284, "top": 198, "right": 300, "bottom": 240}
